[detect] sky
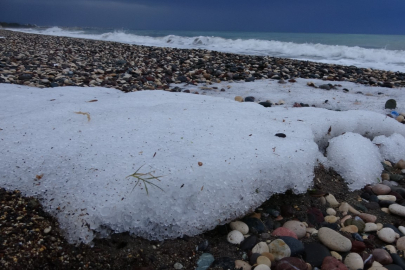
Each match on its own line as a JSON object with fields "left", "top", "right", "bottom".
{"left": 1, "top": 0, "right": 405, "bottom": 35}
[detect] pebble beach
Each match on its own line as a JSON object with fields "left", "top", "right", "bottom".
{"left": 1, "top": 29, "right": 405, "bottom": 92}
{"left": 2, "top": 29, "right": 405, "bottom": 270}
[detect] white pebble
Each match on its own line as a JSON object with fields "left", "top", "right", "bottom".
{"left": 227, "top": 230, "right": 244, "bottom": 244}
{"left": 344, "top": 253, "right": 363, "bottom": 270}
{"left": 230, "top": 221, "right": 249, "bottom": 234}
{"left": 377, "top": 228, "right": 398, "bottom": 243}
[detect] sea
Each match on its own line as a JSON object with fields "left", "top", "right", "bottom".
{"left": 7, "top": 26, "right": 405, "bottom": 73}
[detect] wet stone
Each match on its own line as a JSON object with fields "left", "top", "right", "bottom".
{"left": 321, "top": 256, "right": 348, "bottom": 270}
{"left": 242, "top": 217, "right": 267, "bottom": 233}
{"left": 390, "top": 253, "right": 405, "bottom": 270}
{"left": 240, "top": 235, "right": 258, "bottom": 251}
{"left": 303, "top": 242, "right": 331, "bottom": 268}
{"left": 275, "top": 257, "right": 308, "bottom": 270}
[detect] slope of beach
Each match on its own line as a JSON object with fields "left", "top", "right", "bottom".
{"left": 1, "top": 29, "right": 405, "bottom": 270}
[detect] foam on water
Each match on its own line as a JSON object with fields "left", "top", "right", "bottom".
{"left": 9, "top": 27, "right": 405, "bottom": 72}
{"left": 1, "top": 78, "right": 405, "bottom": 244}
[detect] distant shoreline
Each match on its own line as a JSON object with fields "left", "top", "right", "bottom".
{"left": 1, "top": 29, "right": 404, "bottom": 92}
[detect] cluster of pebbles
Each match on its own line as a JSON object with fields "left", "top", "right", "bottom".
{"left": 202, "top": 159, "right": 405, "bottom": 270}
{"left": 1, "top": 29, "right": 405, "bottom": 93}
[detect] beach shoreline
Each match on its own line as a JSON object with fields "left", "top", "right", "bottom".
{"left": 1, "top": 29, "right": 404, "bottom": 94}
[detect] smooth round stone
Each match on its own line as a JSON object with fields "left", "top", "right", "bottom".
{"left": 351, "top": 240, "right": 366, "bottom": 253}
{"left": 344, "top": 253, "right": 363, "bottom": 270}
{"left": 372, "top": 184, "right": 391, "bottom": 195}
{"left": 325, "top": 215, "right": 340, "bottom": 223}
{"left": 307, "top": 207, "right": 324, "bottom": 226}
{"left": 388, "top": 204, "right": 405, "bottom": 217}
{"left": 243, "top": 217, "right": 267, "bottom": 233}
{"left": 253, "top": 265, "right": 270, "bottom": 270}
{"left": 234, "top": 260, "right": 252, "bottom": 270}
{"left": 341, "top": 225, "right": 358, "bottom": 233}
{"left": 378, "top": 195, "right": 397, "bottom": 202}
{"left": 272, "top": 227, "right": 298, "bottom": 239}
{"left": 234, "top": 96, "right": 244, "bottom": 102}
{"left": 377, "top": 228, "right": 398, "bottom": 243}
{"left": 325, "top": 194, "right": 340, "bottom": 207}
{"left": 327, "top": 208, "right": 337, "bottom": 216}
{"left": 268, "top": 239, "right": 291, "bottom": 260}
{"left": 396, "top": 236, "right": 405, "bottom": 251}
{"left": 372, "top": 249, "right": 393, "bottom": 265}
{"left": 377, "top": 223, "right": 384, "bottom": 230}
{"left": 240, "top": 235, "right": 258, "bottom": 250}
{"left": 283, "top": 220, "right": 307, "bottom": 239}
{"left": 364, "top": 223, "right": 378, "bottom": 232}
{"left": 318, "top": 227, "right": 352, "bottom": 252}
{"left": 227, "top": 230, "right": 244, "bottom": 244}
{"left": 252, "top": 242, "right": 270, "bottom": 254}
{"left": 399, "top": 226, "right": 405, "bottom": 235}
{"left": 257, "top": 256, "right": 271, "bottom": 267}
{"left": 279, "top": 236, "right": 304, "bottom": 257}
{"left": 321, "top": 256, "right": 347, "bottom": 270}
{"left": 390, "top": 253, "right": 405, "bottom": 270}
{"left": 275, "top": 257, "right": 308, "bottom": 270}
{"left": 303, "top": 242, "right": 331, "bottom": 268}
{"left": 359, "top": 213, "right": 377, "bottom": 223}
{"left": 230, "top": 221, "right": 249, "bottom": 234}
{"left": 196, "top": 253, "right": 215, "bottom": 270}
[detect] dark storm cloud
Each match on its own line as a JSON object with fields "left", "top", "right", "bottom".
{"left": 1, "top": 0, "right": 405, "bottom": 34}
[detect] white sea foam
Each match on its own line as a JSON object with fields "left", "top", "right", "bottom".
{"left": 9, "top": 27, "right": 405, "bottom": 72}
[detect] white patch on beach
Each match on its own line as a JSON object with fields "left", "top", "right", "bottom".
{"left": 0, "top": 79, "right": 404, "bottom": 244}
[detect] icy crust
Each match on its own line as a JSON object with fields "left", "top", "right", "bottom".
{"left": 1, "top": 84, "right": 405, "bottom": 244}
{"left": 373, "top": 133, "right": 405, "bottom": 163}
{"left": 327, "top": 133, "right": 383, "bottom": 190}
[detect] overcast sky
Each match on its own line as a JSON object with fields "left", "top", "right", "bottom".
{"left": 1, "top": 0, "right": 405, "bottom": 35}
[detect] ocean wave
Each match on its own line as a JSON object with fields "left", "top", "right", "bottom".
{"left": 8, "top": 27, "right": 405, "bottom": 72}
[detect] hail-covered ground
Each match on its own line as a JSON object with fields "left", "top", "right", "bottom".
{"left": 1, "top": 78, "right": 405, "bottom": 244}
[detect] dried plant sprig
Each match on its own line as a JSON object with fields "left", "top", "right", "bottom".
{"left": 126, "top": 165, "right": 164, "bottom": 195}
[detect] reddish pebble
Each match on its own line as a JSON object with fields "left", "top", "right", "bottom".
{"left": 276, "top": 257, "right": 308, "bottom": 270}
{"left": 271, "top": 227, "right": 298, "bottom": 239}
{"left": 321, "top": 256, "right": 349, "bottom": 270}
{"left": 350, "top": 240, "right": 366, "bottom": 253}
